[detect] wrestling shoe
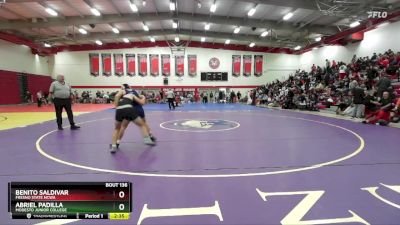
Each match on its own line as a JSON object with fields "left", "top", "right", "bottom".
{"left": 110, "top": 144, "right": 118, "bottom": 153}
{"left": 143, "top": 137, "right": 156, "bottom": 146}
{"left": 149, "top": 134, "right": 157, "bottom": 142}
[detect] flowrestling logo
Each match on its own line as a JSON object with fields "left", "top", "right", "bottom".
{"left": 367, "top": 11, "right": 388, "bottom": 18}
{"left": 160, "top": 119, "right": 240, "bottom": 132}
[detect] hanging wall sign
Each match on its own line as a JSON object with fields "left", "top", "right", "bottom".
{"left": 175, "top": 55, "right": 184, "bottom": 77}
{"left": 254, "top": 55, "right": 263, "bottom": 77}
{"left": 232, "top": 55, "right": 241, "bottom": 77}
{"left": 138, "top": 54, "right": 148, "bottom": 76}
{"left": 89, "top": 53, "right": 99, "bottom": 76}
{"left": 150, "top": 54, "right": 159, "bottom": 76}
{"left": 188, "top": 55, "right": 197, "bottom": 76}
{"left": 113, "top": 54, "right": 124, "bottom": 76}
{"left": 102, "top": 53, "right": 112, "bottom": 76}
{"left": 161, "top": 54, "right": 171, "bottom": 76}
{"left": 125, "top": 54, "right": 136, "bottom": 76}
{"left": 243, "top": 55, "right": 252, "bottom": 77}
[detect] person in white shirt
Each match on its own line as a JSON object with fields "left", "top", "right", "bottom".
{"left": 166, "top": 89, "right": 175, "bottom": 110}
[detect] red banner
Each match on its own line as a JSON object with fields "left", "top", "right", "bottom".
{"left": 232, "top": 55, "right": 241, "bottom": 77}
{"left": 102, "top": 53, "right": 112, "bottom": 76}
{"left": 89, "top": 53, "right": 99, "bottom": 76}
{"left": 113, "top": 54, "right": 124, "bottom": 76}
{"left": 243, "top": 55, "right": 252, "bottom": 77}
{"left": 138, "top": 54, "right": 147, "bottom": 76}
{"left": 161, "top": 54, "right": 170, "bottom": 76}
{"left": 254, "top": 55, "right": 263, "bottom": 77}
{"left": 175, "top": 55, "right": 184, "bottom": 77}
{"left": 188, "top": 55, "right": 197, "bottom": 76}
{"left": 150, "top": 54, "right": 159, "bottom": 76}
{"left": 125, "top": 54, "right": 135, "bottom": 76}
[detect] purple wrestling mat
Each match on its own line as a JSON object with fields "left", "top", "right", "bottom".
{"left": 0, "top": 104, "right": 399, "bottom": 225}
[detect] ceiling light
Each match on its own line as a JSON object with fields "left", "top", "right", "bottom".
{"left": 294, "top": 45, "right": 301, "bottom": 50}
{"left": 249, "top": 42, "right": 255, "bottom": 47}
{"left": 150, "top": 37, "right": 155, "bottom": 42}
{"left": 169, "top": 1, "right": 175, "bottom": 11}
{"left": 143, "top": 24, "right": 149, "bottom": 31}
{"left": 130, "top": 2, "right": 138, "bottom": 12}
{"left": 248, "top": 8, "right": 256, "bottom": 16}
{"left": 78, "top": 28, "right": 87, "bottom": 34}
{"left": 225, "top": 39, "right": 230, "bottom": 44}
{"left": 45, "top": 8, "right": 58, "bottom": 16}
{"left": 315, "top": 37, "right": 321, "bottom": 42}
{"left": 95, "top": 40, "right": 103, "bottom": 45}
{"left": 123, "top": 38, "right": 129, "bottom": 43}
{"left": 112, "top": 27, "right": 119, "bottom": 34}
{"left": 90, "top": 8, "right": 101, "bottom": 16}
{"left": 201, "top": 37, "right": 205, "bottom": 42}
{"left": 350, "top": 21, "right": 360, "bottom": 28}
{"left": 172, "top": 21, "right": 178, "bottom": 29}
{"left": 210, "top": 3, "right": 216, "bottom": 13}
{"left": 197, "top": 1, "right": 201, "bottom": 8}
{"left": 44, "top": 43, "right": 51, "bottom": 48}
{"left": 204, "top": 23, "right": 210, "bottom": 30}
{"left": 283, "top": 12, "right": 293, "bottom": 21}
{"left": 260, "top": 31, "right": 268, "bottom": 37}
{"left": 142, "top": 0, "right": 146, "bottom": 6}
{"left": 233, "top": 27, "right": 240, "bottom": 34}
{"left": 175, "top": 36, "right": 180, "bottom": 42}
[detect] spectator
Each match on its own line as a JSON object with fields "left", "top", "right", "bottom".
{"left": 363, "top": 91, "right": 394, "bottom": 125}
{"left": 351, "top": 87, "right": 365, "bottom": 118}
{"left": 237, "top": 91, "right": 242, "bottom": 101}
{"left": 376, "top": 74, "right": 392, "bottom": 97}
{"left": 25, "top": 91, "right": 32, "bottom": 104}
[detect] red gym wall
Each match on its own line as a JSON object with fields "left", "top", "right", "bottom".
{"left": 27, "top": 74, "right": 53, "bottom": 101}
{"left": 0, "top": 70, "right": 53, "bottom": 105}
{"left": 0, "top": 70, "right": 20, "bottom": 105}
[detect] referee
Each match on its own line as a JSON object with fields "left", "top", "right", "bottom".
{"left": 49, "top": 75, "right": 80, "bottom": 130}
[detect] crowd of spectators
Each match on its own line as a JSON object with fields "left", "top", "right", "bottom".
{"left": 251, "top": 49, "right": 400, "bottom": 126}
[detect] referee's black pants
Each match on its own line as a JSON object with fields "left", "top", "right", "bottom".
{"left": 53, "top": 98, "right": 75, "bottom": 127}
{"left": 167, "top": 98, "right": 175, "bottom": 109}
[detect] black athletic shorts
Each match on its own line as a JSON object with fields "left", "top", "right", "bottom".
{"left": 115, "top": 107, "right": 139, "bottom": 122}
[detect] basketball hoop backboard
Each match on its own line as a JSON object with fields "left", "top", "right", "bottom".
{"left": 167, "top": 40, "right": 189, "bottom": 57}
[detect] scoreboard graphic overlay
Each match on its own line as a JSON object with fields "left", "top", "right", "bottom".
{"left": 9, "top": 182, "right": 131, "bottom": 220}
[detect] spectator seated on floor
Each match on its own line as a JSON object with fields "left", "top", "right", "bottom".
{"left": 336, "top": 94, "right": 352, "bottom": 115}
{"left": 389, "top": 97, "right": 400, "bottom": 122}
{"left": 296, "top": 91, "right": 307, "bottom": 110}
{"left": 363, "top": 91, "right": 394, "bottom": 126}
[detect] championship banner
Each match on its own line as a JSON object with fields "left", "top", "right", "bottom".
{"left": 232, "top": 55, "right": 241, "bottom": 77}
{"left": 161, "top": 54, "right": 170, "bottom": 76}
{"left": 188, "top": 55, "right": 197, "bottom": 76}
{"left": 89, "top": 54, "right": 99, "bottom": 76}
{"left": 113, "top": 54, "right": 124, "bottom": 76}
{"left": 150, "top": 54, "right": 159, "bottom": 76}
{"left": 101, "top": 53, "right": 112, "bottom": 76}
{"left": 138, "top": 54, "right": 147, "bottom": 76}
{"left": 175, "top": 55, "right": 184, "bottom": 77}
{"left": 125, "top": 54, "right": 136, "bottom": 76}
{"left": 243, "top": 55, "right": 252, "bottom": 77}
{"left": 254, "top": 55, "right": 263, "bottom": 77}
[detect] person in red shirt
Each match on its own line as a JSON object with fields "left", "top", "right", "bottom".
{"left": 362, "top": 91, "right": 394, "bottom": 125}
{"left": 380, "top": 57, "right": 390, "bottom": 68}
{"left": 311, "top": 64, "right": 316, "bottom": 73}
{"left": 332, "top": 60, "right": 337, "bottom": 69}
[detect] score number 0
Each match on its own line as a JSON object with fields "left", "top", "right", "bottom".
{"left": 118, "top": 191, "right": 125, "bottom": 210}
